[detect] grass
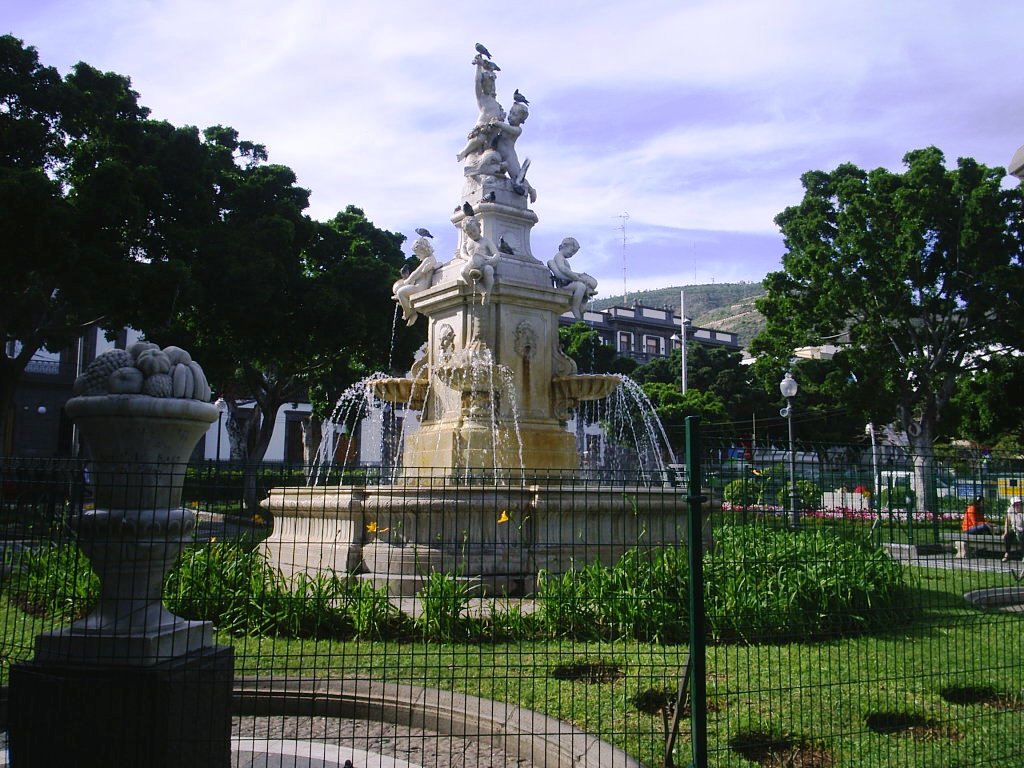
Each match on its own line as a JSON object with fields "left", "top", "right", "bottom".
{"left": 2, "top": 539, "right": 1021, "bottom": 766}
{"left": 216, "top": 570, "right": 1021, "bottom": 767}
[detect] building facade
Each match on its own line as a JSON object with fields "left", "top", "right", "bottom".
{"left": 559, "top": 303, "right": 740, "bottom": 363}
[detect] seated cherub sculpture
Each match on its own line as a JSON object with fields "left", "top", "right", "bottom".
{"left": 548, "top": 237, "right": 597, "bottom": 319}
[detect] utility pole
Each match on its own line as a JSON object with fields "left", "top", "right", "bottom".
{"left": 680, "top": 289, "right": 688, "bottom": 394}
{"left": 616, "top": 212, "right": 630, "bottom": 304}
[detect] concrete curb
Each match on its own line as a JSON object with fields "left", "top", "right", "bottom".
{"left": 964, "top": 586, "right": 1024, "bottom": 611}
{"left": 233, "top": 677, "right": 644, "bottom": 768}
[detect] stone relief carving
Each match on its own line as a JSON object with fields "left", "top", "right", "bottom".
{"left": 437, "top": 323, "right": 456, "bottom": 363}
{"left": 514, "top": 321, "right": 538, "bottom": 360}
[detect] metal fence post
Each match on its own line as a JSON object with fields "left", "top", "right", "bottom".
{"left": 686, "top": 416, "right": 707, "bottom": 768}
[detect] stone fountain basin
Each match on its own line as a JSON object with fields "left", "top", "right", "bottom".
{"left": 551, "top": 374, "right": 621, "bottom": 402}
{"left": 262, "top": 482, "right": 714, "bottom": 594}
{"left": 369, "top": 377, "right": 428, "bottom": 409}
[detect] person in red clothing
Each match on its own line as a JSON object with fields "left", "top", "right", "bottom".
{"left": 961, "top": 496, "right": 993, "bottom": 534}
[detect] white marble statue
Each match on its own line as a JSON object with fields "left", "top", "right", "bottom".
{"left": 392, "top": 236, "right": 438, "bottom": 325}
{"left": 458, "top": 216, "right": 500, "bottom": 302}
{"left": 456, "top": 48, "right": 536, "bottom": 201}
{"left": 548, "top": 237, "right": 598, "bottom": 320}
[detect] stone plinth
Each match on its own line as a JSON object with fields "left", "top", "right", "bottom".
{"left": 10, "top": 646, "right": 233, "bottom": 768}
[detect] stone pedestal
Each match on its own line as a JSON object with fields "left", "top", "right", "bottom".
{"left": 9, "top": 646, "right": 234, "bottom": 768}
{"left": 9, "top": 391, "right": 233, "bottom": 767}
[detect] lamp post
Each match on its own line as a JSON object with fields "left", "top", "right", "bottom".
{"left": 214, "top": 397, "right": 227, "bottom": 462}
{"left": 670, "top": 333, "right": 685, "bottom": 394}
{"left": 779, "top": 372, "right": 799, "bottom": 529}
{"left": 679, "top": 290, "right": 688, "bottom": 394}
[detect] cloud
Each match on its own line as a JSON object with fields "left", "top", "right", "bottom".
{"left": 9, "top": 0, "right": 1024, "bottom": 293}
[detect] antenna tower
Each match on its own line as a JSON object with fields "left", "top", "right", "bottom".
{"left": 616, "top": 212, "right": 630, "bottom": 304}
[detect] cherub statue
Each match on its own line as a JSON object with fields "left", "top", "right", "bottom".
{"left": 548, "top": 237, "right": 598, "bottom": 319}
{"left": 455, "top": 47, "right": 537, "bottom": 201}
{"left": 458, "top": 215, "right": 500, "bottom": 302}
{"left": 392, "top": 236, "right": 438, "bottom": 325}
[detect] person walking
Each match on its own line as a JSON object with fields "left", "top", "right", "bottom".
{"left": 1002, "top": 496, "right": 1024, "bottom": 562}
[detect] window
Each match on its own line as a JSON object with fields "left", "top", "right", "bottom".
{"left": 617, "top": 332, "right": 633, "bottom": 353}
{"left": 644, "top": 335, "right": 661, "bottom": 356}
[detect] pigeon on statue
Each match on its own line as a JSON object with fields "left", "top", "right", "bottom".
{"left": 414, "top": 228, "right": 433, "bottom": 238}
{"left": 475, "top": 43, "right": 492, "bottom": 59}
{"left": 513, "top": 89, "right": 529, "bottom": 105}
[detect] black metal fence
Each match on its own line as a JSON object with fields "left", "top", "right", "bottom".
{"left": 1, "top": 439, "right": 1023, "bottom": 766}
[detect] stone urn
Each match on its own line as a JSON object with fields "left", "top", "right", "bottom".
{"left": 37, "top": 346, "right": 219, "bottom": 664}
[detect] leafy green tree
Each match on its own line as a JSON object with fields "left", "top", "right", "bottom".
{"left": 753, "top": 147, "right": 1024, "bottom": 509}
{"left": 947, "top": 354, "right": 1024, "bottom": 447}
{"left": 558, "top": 322, "right": 622, "bottom": 373}
{"left": 632, "top": 344, "right": 770, "bottom": 440}
{"left": 148, "top": 127, "right": 414, "bottom": 503}
{"left": 0, "top": 35, "right": 217, "bottom": 449}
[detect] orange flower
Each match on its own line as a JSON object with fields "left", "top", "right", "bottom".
{"left": 497, "top": 510, "right": 510, "bottom": 524}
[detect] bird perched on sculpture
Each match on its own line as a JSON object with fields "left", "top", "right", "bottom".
{"left": 462, "top": 202, "right": 475, "bottom": 217}
{"left": 414, "top": 228, "right": 433, "bottom": 238}
{"left": 475, "top": 43, "right": 492, "bottom": 59}
{"left": 513, "top": 89, "right": 529, "bottom": 105}
{"left": 498, "top": 236, "right": 515, "bottom": 255}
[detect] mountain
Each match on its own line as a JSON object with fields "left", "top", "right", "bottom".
{"left": 591, "top": 282, "right": 767, "bottom": 349}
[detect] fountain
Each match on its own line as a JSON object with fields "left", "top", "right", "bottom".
{"left": 262, "top": 46, "right": 699, "bottom": 593}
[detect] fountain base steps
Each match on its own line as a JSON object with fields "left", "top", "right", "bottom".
{"left": 263, "top": 484, "right": 713, "bottom": 595}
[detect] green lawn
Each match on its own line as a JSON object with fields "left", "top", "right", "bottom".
{"left": 3, "top": 563, "right": 1021, "bottom": 766}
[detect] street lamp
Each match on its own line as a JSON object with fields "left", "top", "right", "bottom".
{"left": 670, "top": 333, "right": 686, "bottom": 394}
{"left": 779, "top": 372, "right": 799, "bottom": 529}
{"left": 214, "top": 398, "right": 227, "bottom": 462}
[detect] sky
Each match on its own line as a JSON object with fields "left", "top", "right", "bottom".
{"left": 6, "top": 0, "right": 1024, "bottom": 295}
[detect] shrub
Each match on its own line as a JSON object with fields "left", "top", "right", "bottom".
{"left": 4, "top": 544, "right": 98, "bottom": 621}
{"left": 538, "top": 527, "right": 915, "bottom": 645}
{"left": 880, "top": 484, "right": 915, "bottom": 510}
{"left": 704, "top": 526, "right": 916, "bottom": 643}
{"left": 164, "top": 540, "right": 411, "bottom": 639}
{"left": 415, "top": 571, "right": 478, "bottom": 641}
{"left": 723, "top": 478, "right": 757, "bottom": 507}
{"left": 777, "top": 479, "right": 823, "bottom": 510}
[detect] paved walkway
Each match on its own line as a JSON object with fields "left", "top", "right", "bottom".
{"left": 234, "top": 714, "right": 530, "bottom": 768}
{"left": 883, "top": 542, "right": 1024, "bottom": 575}
{"left": 1, "top": 720, "right": 530, "bottom": 768}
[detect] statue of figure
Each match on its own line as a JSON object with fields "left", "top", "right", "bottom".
{"left": 392, "top": 236, "right": 438, "bottom": 325}
{"left": 458, "top": 216, "right": 500, "bottom": 302}
{"left": 548, "top": 237, "right": 598, "bottom": 320}
{"left": 455, "top": 50, "right": 537, "bottom": 201}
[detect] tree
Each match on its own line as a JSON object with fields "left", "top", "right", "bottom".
{"left": 558, "top": 322, "right": 627, "bottom": 373}
{"left": 148, "top": 126, "right": 415, "bottom": 506}
{"left": 632, "top": 344, "right": 771, "bottom": 444}
{"left": 0, "top": 35, "right": 215, "bottom": 449}
{"left": 752, "top": 147, "right": 1024, "bottom": 510}
{"left": 947, "top": 354, "right": 1024, "bottom": 447}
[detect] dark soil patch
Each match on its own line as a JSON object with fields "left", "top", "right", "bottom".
{"left": 865, "top": 711, "right": 964, "bottom": 741}
{"left": 939, "top": 684, "right": 1024, "bottom": 711}
{"left": 550, "top": 659, "right": 623, "bottom": 683}
{"left": 632, "top": 686, "right": 726, "bottom": 717}
{"left": 729, "top": 729, "right": 834, "bottom": 767}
